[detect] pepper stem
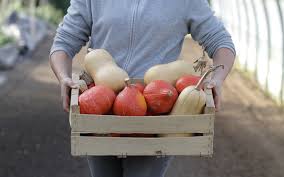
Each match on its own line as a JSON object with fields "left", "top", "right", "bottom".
{"left": 195, "top": 64, "right": 224, "bottom": 90}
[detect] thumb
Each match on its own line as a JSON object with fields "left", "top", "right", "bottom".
{"left": 206, "top": 80, "right": 216, "bottom": 89}
{"left": 64, "top": 78, "right": 79, "bottom": 89}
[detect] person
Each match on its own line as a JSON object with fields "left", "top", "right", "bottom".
{"left": 49, "top": 0, "right": 236, "bottom": 177}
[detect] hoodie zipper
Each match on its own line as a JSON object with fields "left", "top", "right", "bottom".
{"left": 123, "top": 0, "right": 140, "bottom": 70}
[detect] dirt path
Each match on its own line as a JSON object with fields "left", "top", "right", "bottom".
{"left": 0, "top": 36, "right": 283, "bottom": 177}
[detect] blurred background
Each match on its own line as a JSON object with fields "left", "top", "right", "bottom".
{"left": 0, "top": 0, "right": 283, "bottom": 177}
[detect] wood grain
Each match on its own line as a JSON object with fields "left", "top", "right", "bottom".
{"left": 70, "top": 74, "right": 80, "bottom": 127}
{"left": 70, "top": 114, "right": 214, "bottom": 134}
{"left": 71, "top": 135, "right": 213, "bottom": 156}
{"left": 204, "top": 88, "right": 215, "bottom": 114}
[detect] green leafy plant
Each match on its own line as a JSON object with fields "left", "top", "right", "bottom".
{"left": 0, "top": 30, "right": 15, "bottom": 47}
{"left": 34, "top": 4, "right": 64, "bottom": 25}
{"left": 49, "top": 0, "right": 70, "bottom": 14}
{"left": 0, "top": 1, "right": 65, "bottom": 26}
{"left": 0, "top": 1, "right": 23, "bottom": 24}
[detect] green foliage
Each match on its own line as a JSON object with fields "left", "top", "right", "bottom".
{"left": 34, "top": 4, "right": 64, "bottom": 25}
{"left": 0, "top": 1, "right": 65, "bottom": 46}
{"left": 0, "top": 1, "right": 23, "bottom": 23}
{"left": 49, "top": 0, "right": 70, "bottom": 13}
{"left": 0, "top": 1, "right": 65, "bottom": 26}
{"left": 0, "top": 30, "right": 14, "bottom": 47}
{"left": 208, "top": 0, "right": 211, "bottom": 5}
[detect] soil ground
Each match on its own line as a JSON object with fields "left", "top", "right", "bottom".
{"left": 0, "top": 35, "right": 284, "bottom": 177}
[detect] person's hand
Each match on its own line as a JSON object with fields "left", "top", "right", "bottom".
{"left": 60, "top": 77, "right": 79, "bottom": 112}
{"left": 206, "top": 77, "right": 223, "bottom": 112}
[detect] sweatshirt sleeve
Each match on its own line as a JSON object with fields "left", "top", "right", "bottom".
{"left": 50, "top": 0, "right": 92, "bottom": 59}
{"left": 186, "top": 0, "right": 236, "bottom": 58}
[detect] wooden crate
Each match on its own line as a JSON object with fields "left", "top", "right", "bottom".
{"left": 70, "top": 73, "right": 215, "bottom": 157}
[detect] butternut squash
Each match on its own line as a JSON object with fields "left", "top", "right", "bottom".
{"left": 144, "top": 60, "right": 198, "bottom": 85}
{"left": 171, "top": 65, "right": 224, "bottom": 115}
{"left": 84, "top": 49, "right": 129, "bottom": 92}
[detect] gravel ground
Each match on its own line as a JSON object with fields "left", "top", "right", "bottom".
{"left": 0, "top": 36, "right": 283, "bottom": 177}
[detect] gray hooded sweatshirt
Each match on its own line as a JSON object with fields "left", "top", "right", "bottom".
{"left": 50, "top": 0, "right": 235, "bottom": 78}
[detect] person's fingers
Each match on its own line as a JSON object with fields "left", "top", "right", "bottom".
{"left": 62, "top": 78, "right": 79, "bottom": 89}
{"left": 200, "top": 78, "right": 210, "bottom": 89}
{"left": 61, "top": 86, "right": 69, "bottom": 112}
{"left": 63, "top": 94, "right": 70, "bottom": 112}
{"left": 61, "top": 81, "right": 72, "bottom": 113}
{"left": 206, "top": 79, "right": 222, "bottom": 111}
{"left": 206, "top": 80, "right": 216, "bottom": 89}
{"left": 213, "top": 90, "right": 221, "bottom": 112}
{"left": 212, "top": 85, "right": 222, "bottom": 112}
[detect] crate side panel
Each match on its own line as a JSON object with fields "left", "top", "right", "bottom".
{"left": 71, "top": 114, "right": 214, "bottom": 134}
{"left": 205, "top": 88, "right": 215, "bottom": 114}
{"left": 71, "top": 135, "right": 213, "bottom": 156}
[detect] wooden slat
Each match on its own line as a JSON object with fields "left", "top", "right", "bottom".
{"left": 70, "top": 114, "right": 214, "bottom": 134}
{"left": 70, "top": 74, "right": 80, "bottom": 127}
{"left": 204, "top": 88, "right": 215, "bottom": 145}
{"left": 70, "top": 74, "right": 80, "bottom": 108}
{"left": 204, "top": 88, "right": 215, "bottom": 114}
{"left": 71, "top": 136, "right": 213, "bottom": 156}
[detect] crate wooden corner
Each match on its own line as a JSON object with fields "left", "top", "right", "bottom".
{"left": 69, "top": 73, "right": 215, "bottom": 157}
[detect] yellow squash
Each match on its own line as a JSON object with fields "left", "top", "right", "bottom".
{"left": 144, "top": 60, "right": 198, "bottom": 85}
{"left": 171, "top": 65, "right": 223, "bottom": 115}
{"left": 84, "top": 49, "right": 129, "bottom": 92}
